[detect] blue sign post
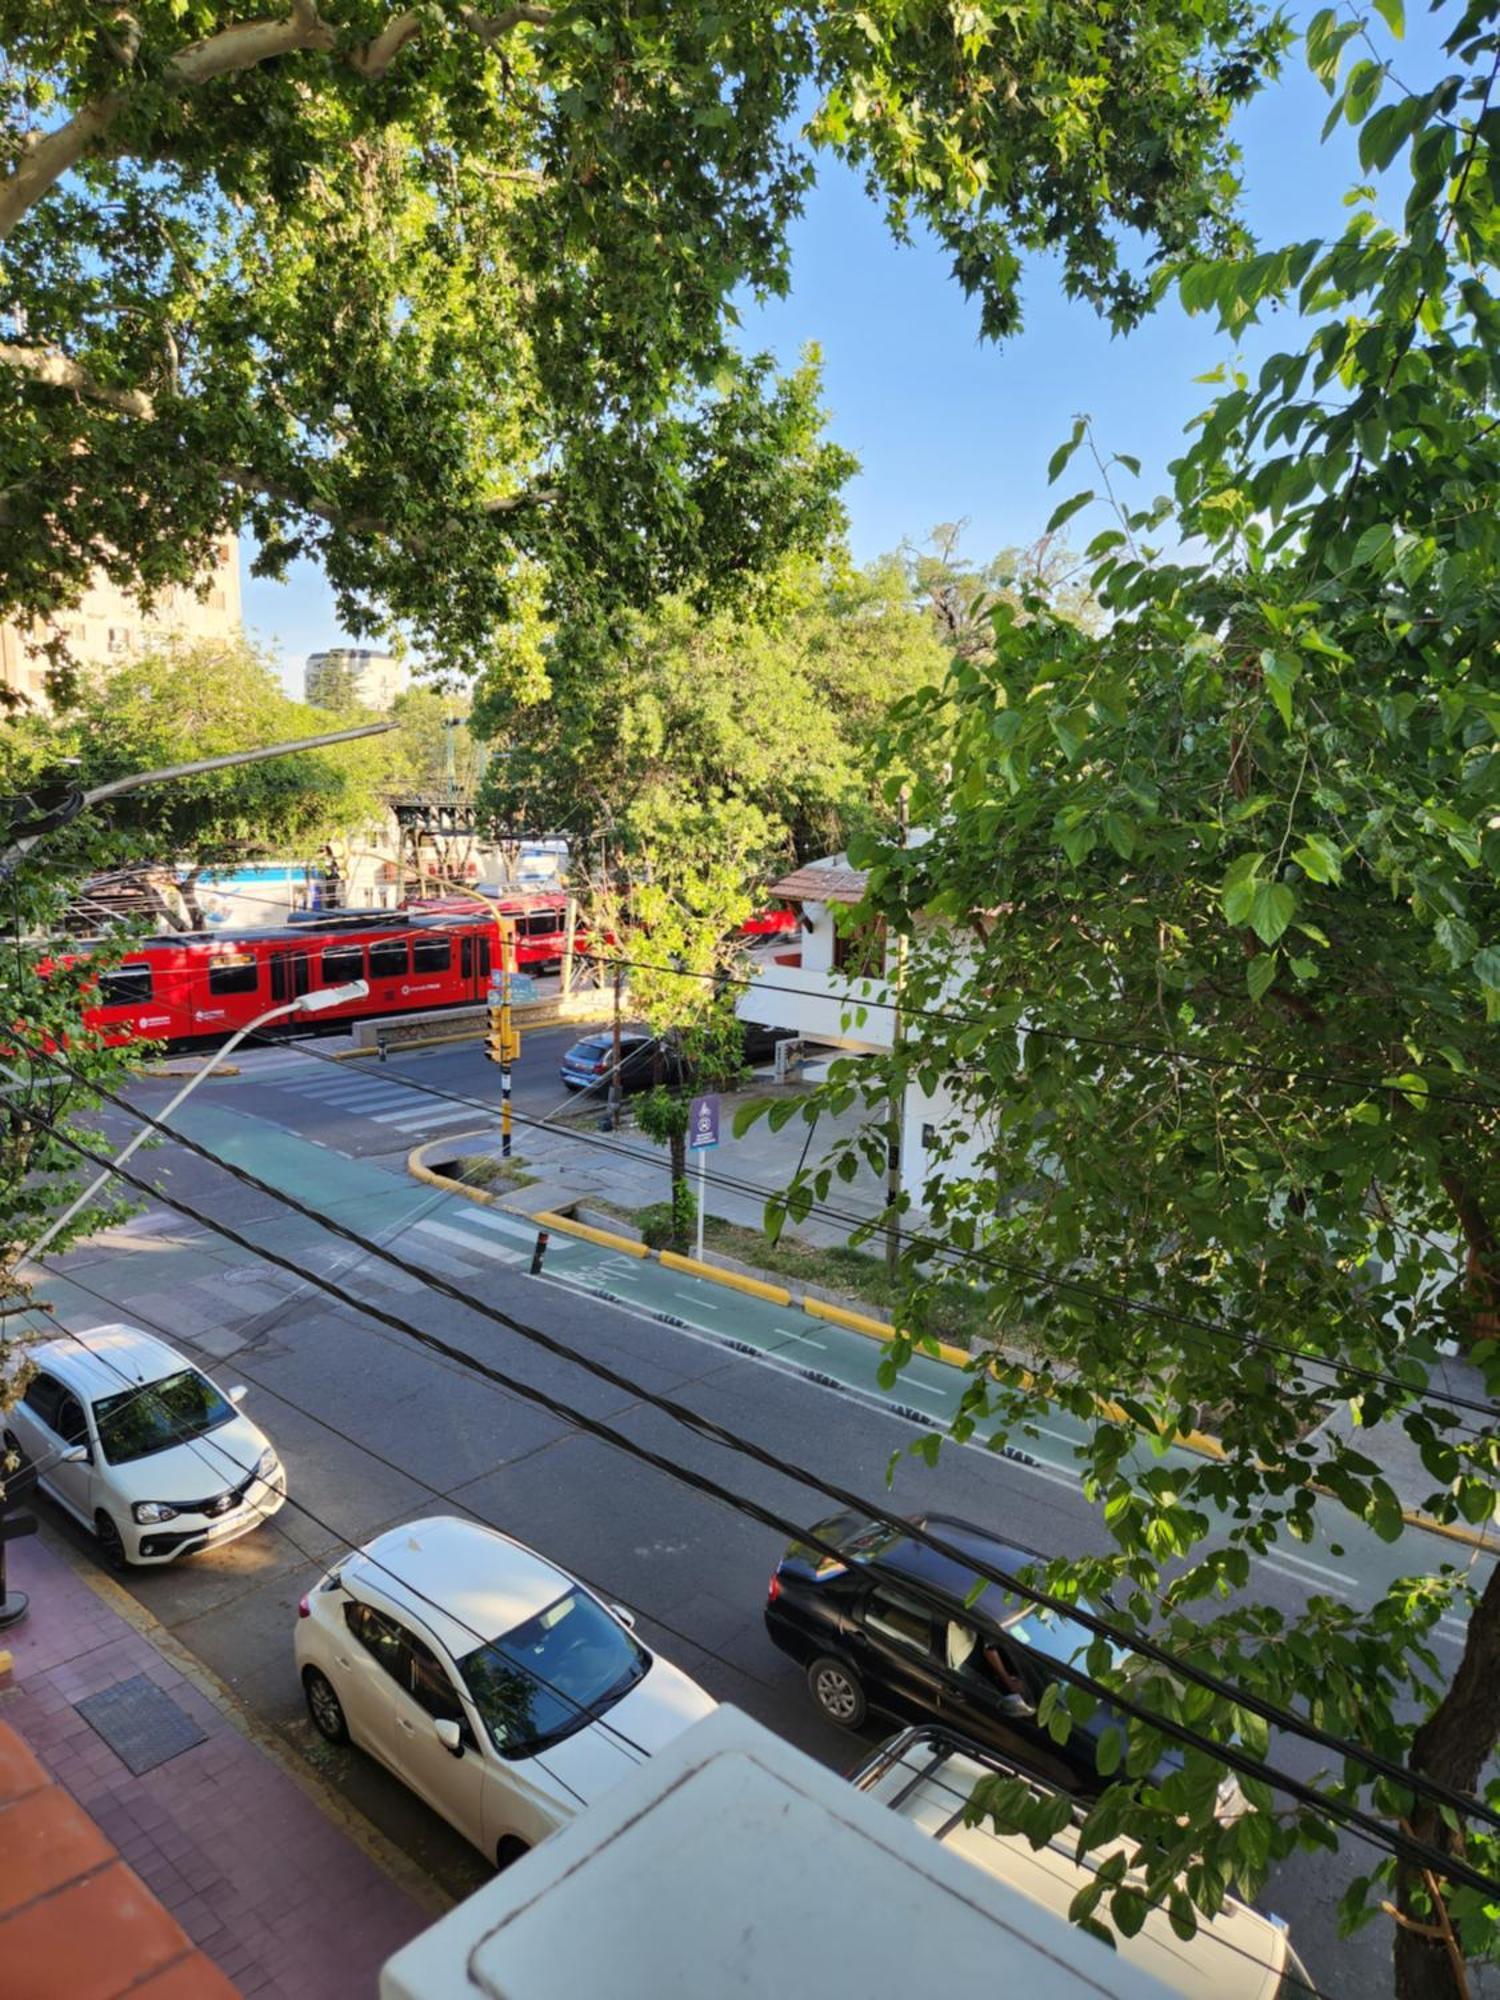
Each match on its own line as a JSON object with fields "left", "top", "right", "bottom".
{"left": 688, "top": 1094, "right": 719, "bottom": 1261}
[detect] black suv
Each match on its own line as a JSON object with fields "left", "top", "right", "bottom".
{"left": 765, "top": 1508, "right": 1216, "bottom": 1805}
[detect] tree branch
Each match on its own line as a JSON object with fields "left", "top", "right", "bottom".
{"left": 0, "top": 2, "right": 555, "bottom": 240}
{"left": 0, "top": 342, "right": 156, "bottom": 419}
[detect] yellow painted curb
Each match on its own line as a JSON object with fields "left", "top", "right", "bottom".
{"left": 404, "top": 1154, "right": 1483, "bottom": 1551}
{"left": 43, "top": 1526, "right": 449, "bottom": 1917}
{"left": 1396, "top": 1507, "right": 1498, "bottom": 1552}
{"left": 658, "top": 1251, "right": 792, "bottom": 1306}
{"left": 146, "top": 1064, "right": 241, "bottom": 1079}
{"left": 534, "top": 1209, "right": 652, "bottom": 1259}
{"left": 406, "top": 1136, "right": 511, "bottom": 1206}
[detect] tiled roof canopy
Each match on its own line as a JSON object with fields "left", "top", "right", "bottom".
{"left": 767, "top": 866, "right": 869, "bottom": 906}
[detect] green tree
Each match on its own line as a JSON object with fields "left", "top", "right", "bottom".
{"left": 390, "top": 687, "right": 484, "bottom": 802}
{"left": 767, "top": 9, "right": 1500, "bottom": 1996}
{"left": 2, "top": 0, "right": 1282, "bottom": 701}
{"left": 1, "top": 876, "right": 158, "bottom": 1458}
{"left": 906, "top": 524, "right": 1101, "bottom": 661}
{"left": 0, "top": 640, "right": 396, "bottom": 923}
{"left": 477, "top": 548, "right": 947, "bottom": 864}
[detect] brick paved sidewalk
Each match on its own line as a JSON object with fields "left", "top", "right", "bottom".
{"left": 0, "top": 1532, "right": 433, "bottom": 1998}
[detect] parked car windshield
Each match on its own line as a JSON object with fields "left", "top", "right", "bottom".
{"left": 1005, "top": 1602, "right": 1126, "bottom": 1675}
{"left": 458, "top": 1588, "right": 647, "bottom": 1758}
{"left": 93, "top": 1369, "right": 236, "bottom": 1465}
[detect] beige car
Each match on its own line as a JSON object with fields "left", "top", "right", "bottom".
{"left": 853, "top": 1727, "right": 1311, "bottom": 2000}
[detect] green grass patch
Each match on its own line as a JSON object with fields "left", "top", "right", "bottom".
{"left": 446, "top": 1154, "right": 540, "bottom": 1191}
{"left": 586, "top": 1200, "right": 988, "bottom": 1350}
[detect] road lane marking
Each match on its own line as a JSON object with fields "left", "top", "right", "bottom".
{"left": 676, "top": 1290, "right": 718, "bottom": 1310}
{"left": 772, "top": 1327, "right": 827, "bottom": 1351}
{"left": 411, "top": 1218, "right": 522, "bottom": 1264}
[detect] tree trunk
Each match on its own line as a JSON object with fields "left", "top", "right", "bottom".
{"left": 178, "top": 868, "right": 207, "bottom": 932}
{"left": 669, "top": 1126, "right": 688, "bottom": 1252}
{"left": 1439, "top": 1164, "right": 1500, "bottom": 1347}
{"left": 1392, "top": 1558, "right": 1500, "bottom": 2000}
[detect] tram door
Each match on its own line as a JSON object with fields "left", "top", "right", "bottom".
{"left": 269, "top": 951, "right": 311, "bottom": 1004}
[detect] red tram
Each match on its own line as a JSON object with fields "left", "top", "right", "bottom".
{"left": 71, "top": 900, "right": 585, "bottom": 1048}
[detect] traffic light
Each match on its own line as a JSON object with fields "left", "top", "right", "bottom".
{"left": 486, "top": 1003, "right": 506, "bottom": 1064}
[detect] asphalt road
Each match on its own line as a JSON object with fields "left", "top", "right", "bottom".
{"left": 20, "top": 1036, "right": 1494, "bottom": 1994}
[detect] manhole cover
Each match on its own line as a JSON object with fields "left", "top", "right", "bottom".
{"left": 75, "top": 1674, "right": 208, "bottom": 1775}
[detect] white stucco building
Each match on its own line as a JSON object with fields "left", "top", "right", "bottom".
{"left": 304, "top": 646, "right": 407, "bottom": 710}
{"left": 736, "top": 851, "right": 992, "bottom": 1211}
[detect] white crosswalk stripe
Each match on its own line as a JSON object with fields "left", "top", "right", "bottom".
{"left": 372, "top": 1102, "right": 486, "bottom": 1127}
{"left": 454, "top": 1206, "right": 540, "bottom": 1243}
{"left": 411, "top": 1218, "right": 524, "bottom": 1264}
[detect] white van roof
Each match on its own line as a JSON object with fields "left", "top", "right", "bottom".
{"left": 856, "top": 1732, "right": 1297, "bottom": 2000}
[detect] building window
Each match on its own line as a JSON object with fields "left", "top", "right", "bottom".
{"left": 369, "top": 938, "right": 408, "bottom": 979}
{"left": 97, "top": 963, "right": 153, "bottom": 1007}
{"left": 832, "top": 916, "right": 885, "bottom": 980}
{"left": 412, "top": 937, "right": 451, "bottom": 974}
{"left": 208, "top": 956, "right": 259, "bottom": 996}
{"left": 107, "top": 626, "right": 131, "bottom": 655}
{"left": 322, "top": 945, "right": 364, "bottom": 985}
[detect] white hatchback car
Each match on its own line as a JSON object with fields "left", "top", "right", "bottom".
{"left": 3, "top": 1325, "right": 286, "bottom": 1568}
{"left": 295, "top": 1515, "right": 716, "bottom": 1869}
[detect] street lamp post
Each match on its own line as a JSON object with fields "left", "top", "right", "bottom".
{"left": 19, "top": 980, "right": 370, "bottom": 1267}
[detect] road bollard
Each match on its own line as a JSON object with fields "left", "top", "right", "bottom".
{"left": 530, "top": 1229, "right": 549, "bottom": 1276}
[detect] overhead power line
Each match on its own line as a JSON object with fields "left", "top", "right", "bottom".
{"left": 579, "top": 946, "right": 1500, "bottom": 1112}
{"left": 18, "top": 1080, "right": 1500, "bottom": 1871}
{"left": 221, "top": 1026, "right": 1500, "bottom": 1428}
{"left": 24, "top": 1296, "right": 1334, "bottom": 2000}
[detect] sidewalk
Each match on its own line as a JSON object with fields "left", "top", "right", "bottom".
{"left": 0, "top": 1532, "right": 434, "bottom": 1998}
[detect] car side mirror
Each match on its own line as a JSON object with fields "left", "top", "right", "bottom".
{"left": 609, "top": 1602, "right": 636, "bottom": 1630}
{"left": 227, "top": 1386, "right": 249, "bottom": 1404}
{"left": 60, "top": 1444, "right": 90, "bottom": 1465}
{"left": 434, "top": 1718, "right": 464, "bottom": 1758}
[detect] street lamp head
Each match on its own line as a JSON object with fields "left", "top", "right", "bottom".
{"left": 294, "top": 979, "right": 370, "bottom": 1014}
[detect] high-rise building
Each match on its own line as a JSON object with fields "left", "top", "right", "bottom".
{"left": 304, "top": 647, "right": 406, "bottom": 712}
{"left": 0, "top": 537, "right": 244, "bottom": 711}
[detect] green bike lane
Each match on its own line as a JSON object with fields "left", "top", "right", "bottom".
{"left": 38, "top": 1097, "right": 1487, "bottom": 1658}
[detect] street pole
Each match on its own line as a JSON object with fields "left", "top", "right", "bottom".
{"left": 696, "top": 1144, "right": 707, "bottom": 1262}
{"left": 609, "top": 959, "right": 624, "bottom": 1133}
{"left": 561, "top": 894, "right": 577, "bottom": 998}
{"left": 499, "top": 915, "right": 517, "bottom": 1159}
{"left": 885, "top": 786, "right": 910, "bottom": 1278}
{"left": 18, "top": 979, "right": 369, "bottom": 1266}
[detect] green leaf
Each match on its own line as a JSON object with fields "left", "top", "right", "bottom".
{"left": 1351, "top": 521, "right": 1395, "bottom": 568}
{"left": 1095, "top": 1726, "right": 1123, "bottom": 1777}
{"left": 1247, "top": 950, "right": 1278, "bottom": 1002}
{"left": 1291, "top": 833, "right": 1342, "bottom": 885}
{"left": 1102, "top": 811, "right": 1136, "bottom": 859}
{"left": 1473, "top": 946, "right": 1500, "bottom": 992}
{"left": 1249, "top": 881, "right": 1296, "bottom": 946}
{"left": 1046, "top": 490, "right": 1095, "bottom": 535}
{"left": 1371, "top": 0, "right": 1403, "bottom": 37}
{"left": 1047, "top": 419, "right": 1087, "bottom": 485}
{"left": 1263, "top": 652, "right": 1300, "bottom": 729}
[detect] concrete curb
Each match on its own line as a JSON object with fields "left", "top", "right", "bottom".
{"left": 408, "top": 1155, "right": 1499, "bottom": 1556}
{"left": 42, "top": 1526, "right": 450, "bottom": 1918}
{"left": 406, "top": 1133, "right": 507, "bottom": 1204}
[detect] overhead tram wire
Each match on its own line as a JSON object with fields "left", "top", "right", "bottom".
{"left": 575, "top": 946, "right": 1500, "bottom": 1113}
{"left": 36, "top": 879, "right": 1497, "bottom": 1109}
{"left": 209, "top": 1023, "right": 1500, "bottom": 1429}
{"left": 21, "top": 1115, "right": 1500, "bottom": 1902}
{"left": 14, "top": 1290, "right": 1340, "bottom": 2000}
{"left": 20, "top": 1262, "right": 775, "bottom": 1733}
{"left": 24, "top": 1327, "right": 1337, "bottom": 2000}
{"left": 25, "top": 1307, "right": 667, "bottom": 1774}
{"left": 19, "top": 1089, "right": 1500, "bottom": 1870}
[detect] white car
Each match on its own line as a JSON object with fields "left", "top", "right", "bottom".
{"left": 3, "top": 1325, "right": 286, "bottom": 1568}
{"left": 294, "top": 1515, "right": 716, "bottom": 1869}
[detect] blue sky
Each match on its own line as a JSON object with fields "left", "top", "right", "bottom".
{"left": 247, "top": 8, "right": 1433, "bottom": 687}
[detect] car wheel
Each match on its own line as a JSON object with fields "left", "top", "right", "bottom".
{"left": 807, "top": 1655, "right": 867, "bottom": 1729}
{"left": 495, "top": 1836, "right": 531, "bottom": 1873}
{"left": 94, "top": 1511, "right": 129, "bottom": 1572}
{"left": 303, "top": 1667, "right": 349, "bottom": 1745}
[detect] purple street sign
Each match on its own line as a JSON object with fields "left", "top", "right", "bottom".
{"left": 688, "top": 1093, "right": 720, "bottom": 1150}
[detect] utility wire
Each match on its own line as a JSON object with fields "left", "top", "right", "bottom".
{"left": 20, "top": 1257, "right": 776, "bottom": 1723}
{"left": 19, "top": 1085, "right": 1500, "bottom": 1872}
{"left": 218, "top": 1025, "right": 1500, "bottom": 1429}
{"left": 579, "top": 946, "right": 1500, "bottom": 1112}
{"left": 27, "top": 1308, "right": 665, "bottom": 1774}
